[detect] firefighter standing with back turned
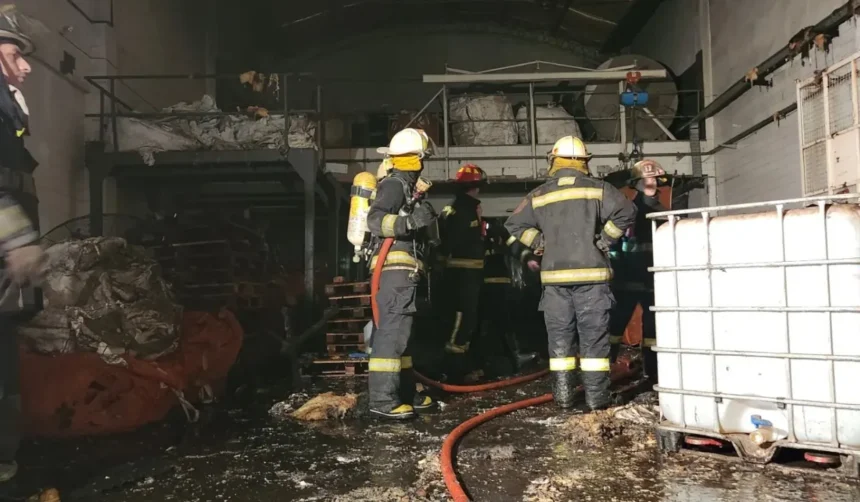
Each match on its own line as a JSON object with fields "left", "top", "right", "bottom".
{"left": 609, "top": 159, "right": 667, "bottom": 382}
{"left": 0, "top": 6, "right": 47, "bottom": 482}
{"left": 438, "top": 164, "right": 486, "bottom": 379}
{"left": 366, "top": 128, "right": 438, "bottom": 420}
{"left": 505, "top": 136, "right": 636, "bottom": 411}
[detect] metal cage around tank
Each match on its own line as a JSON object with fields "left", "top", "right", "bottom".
{"left": 647, "top": 193, "right": 860, "bottom": 456}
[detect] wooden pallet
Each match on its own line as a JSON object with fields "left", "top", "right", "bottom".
{"left": 327, "top": 318, "right": 371, "bottom": 333}
{"left": 328, "top": 294, "right": 371, "bottom": 307}
{"left": 311, "top": 358, "right": 369, "bottom": 377}
{"left": 326, "top": 332, "right": 365, "bottom": 344}
{"left": 327, "top": 343, "right": 368, "bottom": 356}
{"left": 335, "top": 306, "right": 373, "bottom": 320}
{"left": 325, "top": 281, "right": 370, "bottom": 297}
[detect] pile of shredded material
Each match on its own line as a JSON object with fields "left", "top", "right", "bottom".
{"left": 107, "top": 95, "right": 317, "bottom": 165}
{"left": 19, "top": 237, "right": 182, "bottom": 361}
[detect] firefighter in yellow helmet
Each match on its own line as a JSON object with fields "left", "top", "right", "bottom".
{"left": 609, "top": 159, "right": 667, "bottom": 382}
{"left": 505, "top": 136, "right": 636, "bottom": 411}
{"left": 366, "top": 128, "right": 438, "bottom": 420}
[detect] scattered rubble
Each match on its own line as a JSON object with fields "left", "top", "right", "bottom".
{"left": 563, "top": 402, "right": 658, "bottom": 449}
{"left": 411, "top": 450, "right": 448, "bottom": 501}
{"left": 268, "top": 392, "right": 310, "bottom": 418}
{"left": 291, "top": 392, "right": 358, "bottom": 421}
{"left": 332, "top": 486, "right": 410, "bottom": 502}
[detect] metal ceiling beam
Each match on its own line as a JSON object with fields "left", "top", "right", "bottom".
{"left": 423, "top": 69, "right": 667, "bottom": 84}
{"left": 601, "top": 0, "right": 666, "bottom": 54}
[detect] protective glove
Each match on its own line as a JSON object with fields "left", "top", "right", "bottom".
{"left": 6, "top": 245, "right": 47, "bottom": 285}
{"left": 407, "top": 201, "right": 436, "bottom": 230}
{"left": 595, "top": 235, "right": 613, "bottom": 256}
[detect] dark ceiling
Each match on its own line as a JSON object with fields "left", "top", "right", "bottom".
{"left": 231, "top": 0, "right": 666, "bottom": 62}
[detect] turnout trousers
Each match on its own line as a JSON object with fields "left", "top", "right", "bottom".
{"left": 540, "top": 284, "right": 615, "bottom": 410}
{"left": 442, "top": 268, "right": 482, "bottom": 354}
{"left": 369, "top": 270, "right": 418, "bottom": 413}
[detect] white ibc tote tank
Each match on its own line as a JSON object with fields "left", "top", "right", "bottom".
{"left": 650, "top": 195, "right": 860, "bottom": 451}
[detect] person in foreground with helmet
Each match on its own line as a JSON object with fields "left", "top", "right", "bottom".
{"left": 609, "top": 159, "right": 667, "bottom": 383}
{"left": 0, "top": 7, "right": 48, "bottom": 482}
{"left": 366, "top": 128, "right": 438, "bottom": 420}
{"left": 436, "top": 164, "right": 487, "bottom": 380}
{"left": 505, "top": 136, "right": 636, "bottom": 412}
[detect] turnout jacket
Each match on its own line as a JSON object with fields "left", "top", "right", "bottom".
{"left": 438, "top": 192, "right": 484, "bottom": 271}
{"left": 504, "top": 168, "right": 636, "bottom": 286}
{"left": 366, "top": 170, "right": 425, "bottom": 273}
{"left": 613, "top": 189, "right": 665, "bottom": 291}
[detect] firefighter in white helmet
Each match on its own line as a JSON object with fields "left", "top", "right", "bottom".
{"left": 609, "top": 159, "right": 667, "bottom": 382}
{"left": 366, "top": 128, "right": 438, "bottom": 420}
{"left": 505, "top": 136, "right": 636, "bottom": 411}
{"left": 0, "top": 6, "right": 47, "bottom": 482}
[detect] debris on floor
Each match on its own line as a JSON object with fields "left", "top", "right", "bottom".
{"left": 332, "top": 486, "right": 410, "bottom": 502}
{"left": 290, "top": 392, "right": 358, "bottom": 421}
{"left": 412, "top": 450, "right": 447, "bottom": 501}
{"left": 27, "top": 488, "right": 61, "bottom": 502}
{"left": 268, "top": 392, "right": 311, "bottom": 418}
{"left": 613, "top": 402, "right": 660, "bottom": 425}
{"left": 563, "top": 405, "right": 655, "bottom": 449}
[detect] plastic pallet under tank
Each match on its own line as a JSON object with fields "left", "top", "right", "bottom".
{"left": 656, "top": 424, "right": 860, "bottom": 478}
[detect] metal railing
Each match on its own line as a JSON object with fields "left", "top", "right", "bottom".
{"left": 85, "top": 73, "right": 701, "bottom": 172}
{"left": 84, "top": 73, "right": 323, "bottom": 154}
{"left": 647, "top": 193, "right": 860, "bottom": 449}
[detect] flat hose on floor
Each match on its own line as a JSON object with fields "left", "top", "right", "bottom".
{"left": 441, "top": 364, "right": 636, "bottom": 502}
{"left": 370, "top": 237, "right": 550, "bottom": 391}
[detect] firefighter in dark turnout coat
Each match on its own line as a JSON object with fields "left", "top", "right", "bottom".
{"left": 505, "top": 136, "right": 636, "bottom": 411}
{"left": 366, "top": 128, "right": 437, "bottom": 420}
{"left": 437, "top": 164, "right": 486, "bottom": 376}
{"left": 0, "top": 8, "right": 48, "bottom": 482}
{"left": 609, "top": 159, "right": 666, "bottom": 381}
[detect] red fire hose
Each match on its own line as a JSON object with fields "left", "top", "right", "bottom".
{"left": 441, "top": 363, "right": 636, "bottom": 502}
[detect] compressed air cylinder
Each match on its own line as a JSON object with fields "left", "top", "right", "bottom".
{"left": 347, "top": 172, "right": 378, "bottom": 263}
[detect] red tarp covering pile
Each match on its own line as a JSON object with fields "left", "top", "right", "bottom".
{"left": 19, "top": 310, "right": 243, "bottom": 438}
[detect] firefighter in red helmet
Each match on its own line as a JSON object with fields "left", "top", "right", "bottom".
{"left": 437, "top": 163, "right": 487, "bottom": 380}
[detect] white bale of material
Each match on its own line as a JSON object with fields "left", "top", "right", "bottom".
{"left": 449, "top": 95, "right": 518, "bottom": 146}
{"left": 516, "top": 103, "right": 583, "bottom": 145}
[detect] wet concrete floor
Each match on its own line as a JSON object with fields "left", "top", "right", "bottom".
{"left": 6, "top": 377, "right": 860, "bottom": 501}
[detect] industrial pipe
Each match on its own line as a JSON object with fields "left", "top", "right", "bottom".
{"left": 678, "top": 0, "right": 856, "bottom": 132}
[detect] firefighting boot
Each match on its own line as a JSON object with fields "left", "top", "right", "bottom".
{"left": 552, "top": 371, "right": 580, "bottom": 409}
{"left": 582, "top": 371, "right": 612, "bottom": 411}
{"left": 370, "top": 403, "right": 416, "bottom": 420}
